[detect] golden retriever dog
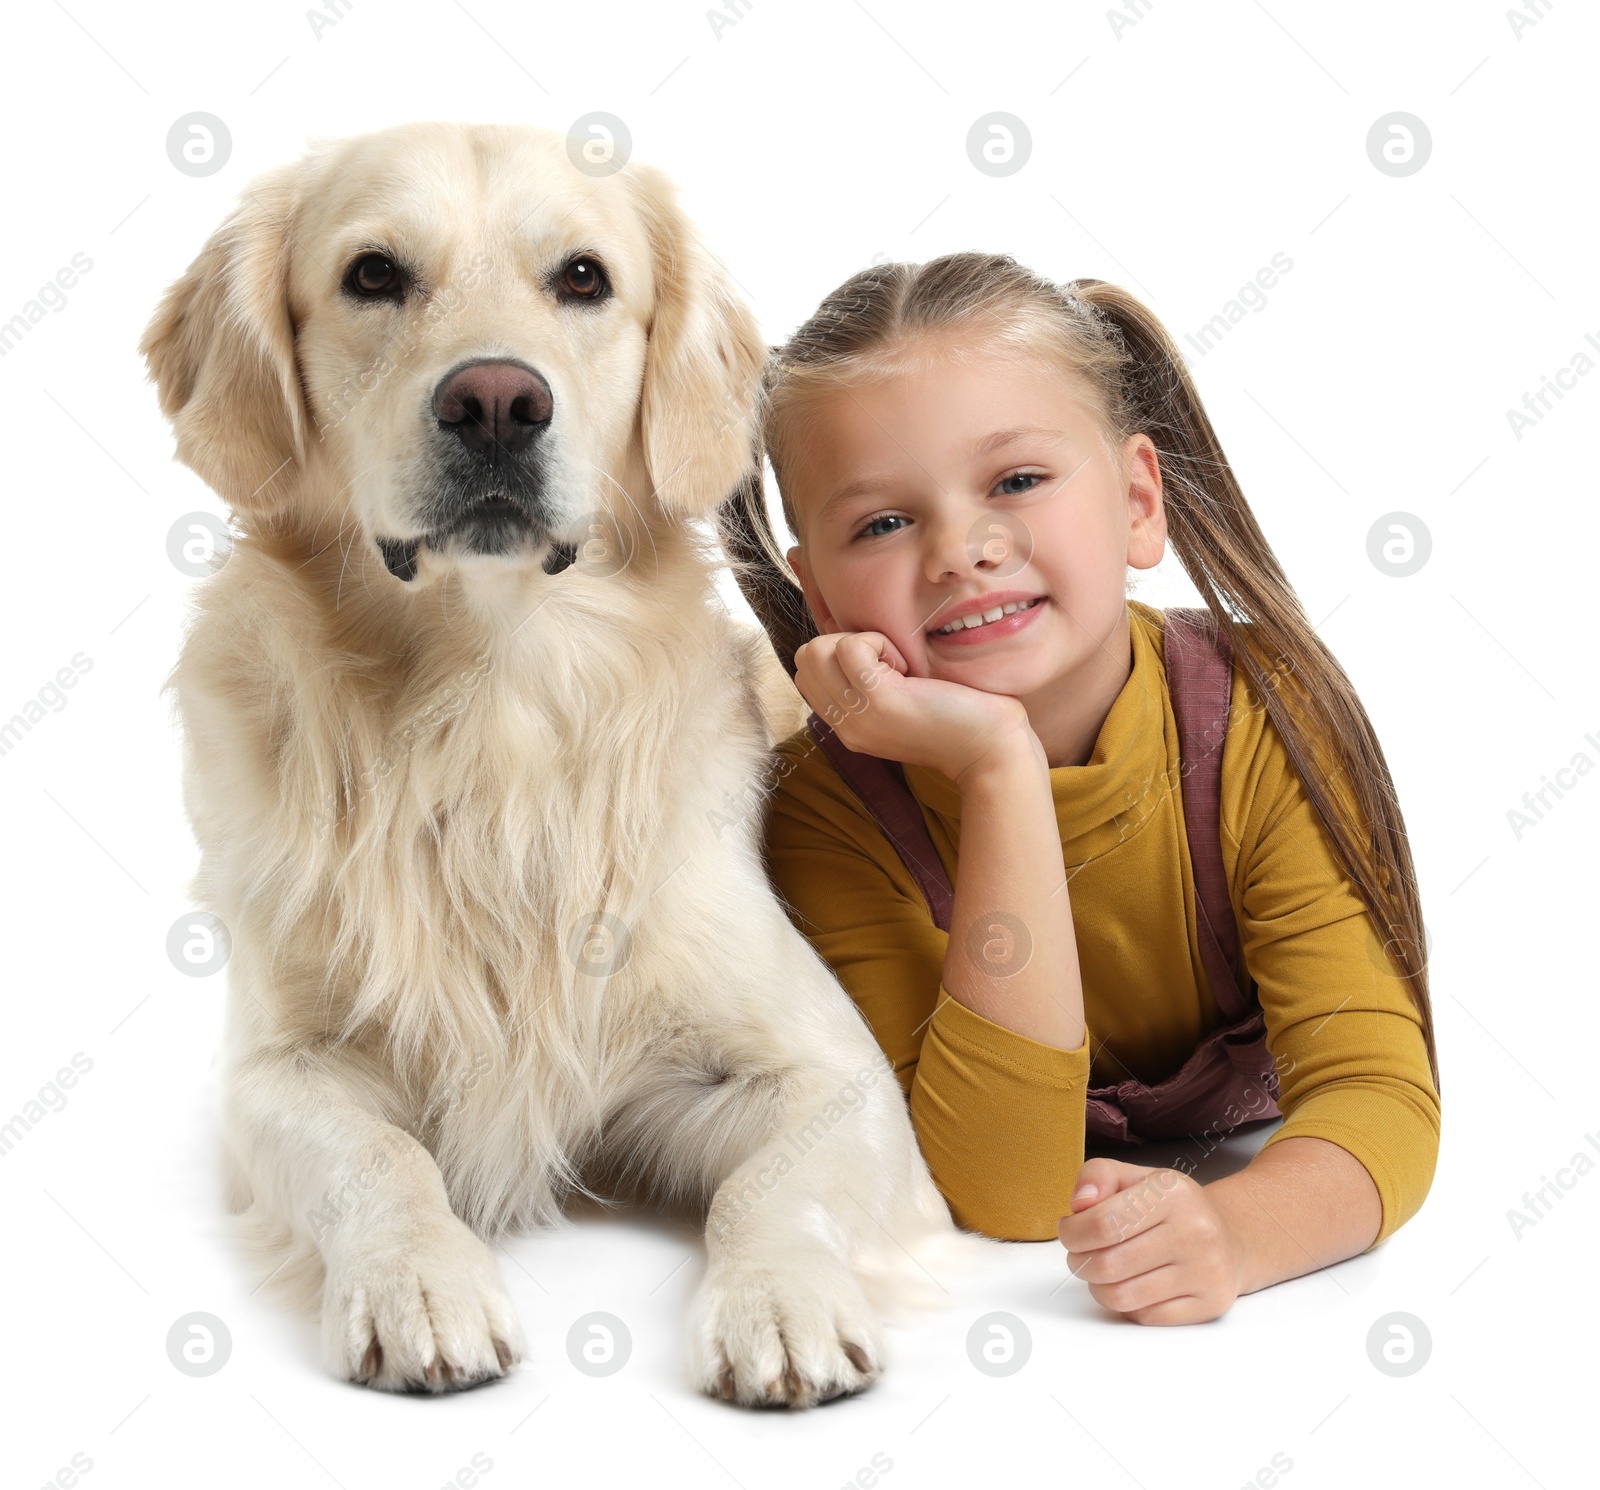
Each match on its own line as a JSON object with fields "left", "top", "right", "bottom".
{"left": 139, "top": 121, "right": 967, "bottom": 1404}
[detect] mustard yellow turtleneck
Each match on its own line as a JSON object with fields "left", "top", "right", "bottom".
{"left": 760, "top": 600, "right": 1439, "bottom": 1245}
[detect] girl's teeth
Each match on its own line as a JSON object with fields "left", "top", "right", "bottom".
{"left": 938, "top": 598, "right": 1036, "bottom": 634}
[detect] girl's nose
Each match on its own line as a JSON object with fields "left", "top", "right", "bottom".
{"left": 923, "top": 523, "right": 969, "bottom": 586}
{"left": 925, "top": 507, "right": 1031, "bottom": 583}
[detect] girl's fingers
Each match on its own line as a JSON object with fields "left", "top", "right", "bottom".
{"left": 833, "top": 631, "right": 902, "bottom": 688}
{"left": 815, "top": 635, "right": 893, "bottom": 712}
{"left": 795, "top": 636, "right": 864, "bottom": 729}
{"left": 1088, "top": 1264, "right": 1194, "bottom": 1318}
{"left": 1070, "top": 1158, "right": 1158, "bottom": 1209}
{"left": 1058, "top": 1161, "right": 1180, "bottom": 1252}
{"left": 1066, "top": 1220, "right": 1172, "bottom": 1285}
{"left": 846, "top": 631, "right": 910, "bottom": 677}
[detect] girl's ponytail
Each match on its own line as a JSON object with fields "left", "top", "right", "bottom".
{"left": 1068, "top": 278, "right": 1438, "bottom": 1093}
{"left": 724, "top": 257, "right": 1438, "bottom": 1094}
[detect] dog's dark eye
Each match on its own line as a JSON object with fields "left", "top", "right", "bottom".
{"left": 559, "top": 256, "right": 609, "bottom": 302}
{"left": 343, "top": 252, "right": 405, "bottom": 302}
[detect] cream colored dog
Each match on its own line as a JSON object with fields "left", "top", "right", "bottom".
{"left": 140, "top": 121, "right": 966, "bottom": 1404}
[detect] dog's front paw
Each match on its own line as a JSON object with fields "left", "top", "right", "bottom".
{"left": 688, "top": 1248, "right": 884, "bottom": 1409}
{"left": 321, "top": 1215, "right": 524, "bottom": 1393}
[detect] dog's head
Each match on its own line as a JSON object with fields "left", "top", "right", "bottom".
{"left": 140, "top": 121, "right": 766, "bottom": 581}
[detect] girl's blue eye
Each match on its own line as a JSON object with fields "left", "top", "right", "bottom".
{"left": 856, "top": 513, "right": 908, "bottom": 540}
{"left": 996, "top": 471, "right": 1042, "bottom": 496}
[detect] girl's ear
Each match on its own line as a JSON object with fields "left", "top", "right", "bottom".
{"left": 629, "top": 161, "right": 767, "bottom": 521}
{"left": 787, "top": 544, "right": 837, "bottom": 635}
{"left": 139, "top": 159, "right": 309, "bottom": 517}
{"left": 1123, "top": 432, "right": 1168, "bottom": 571}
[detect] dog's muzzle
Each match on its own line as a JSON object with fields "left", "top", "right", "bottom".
{"left": 379, "top": 357, "right": 571, "bottom": 581}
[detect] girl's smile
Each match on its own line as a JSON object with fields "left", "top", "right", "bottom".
{"left": 927, "top": 592, "right": 1048, "bottom": 644}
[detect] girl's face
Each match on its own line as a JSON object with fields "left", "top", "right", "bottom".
{"left": 785, "top": 341, "right": 1167, "bottom": 702}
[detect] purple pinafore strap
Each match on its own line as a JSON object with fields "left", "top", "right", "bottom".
{"left": 804, "top": 606, "right": 1283, "bottom": 1146}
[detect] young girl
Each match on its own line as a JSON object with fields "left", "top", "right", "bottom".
{"left": 722, "top": 253, "right": 1441, "bottom": 1326}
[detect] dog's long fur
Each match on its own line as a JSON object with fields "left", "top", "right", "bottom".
{"left": 141, "top": 122, "right": 983, "bottom": 1405}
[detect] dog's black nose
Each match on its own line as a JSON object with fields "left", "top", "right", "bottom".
{"left": 432, "top": 360, "right": 552, "bottom": 458}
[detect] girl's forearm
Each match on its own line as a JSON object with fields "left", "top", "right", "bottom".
{"left": 941, "top": 741, "right": 1085, "bottom": 1050}
{"left": 1205, "top": 1135, "right": 1384, "bottom": 1293}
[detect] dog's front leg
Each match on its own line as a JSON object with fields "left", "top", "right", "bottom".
{"left": 675, "top": 1047, "right": 951, "bottom": 1410}
{"left": 225, "top": 1041, "right": 524, "bottom": 1393}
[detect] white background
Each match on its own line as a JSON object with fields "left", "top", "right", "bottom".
{"left": 1, "top": 1, "right": 1595, "bottom": 1486}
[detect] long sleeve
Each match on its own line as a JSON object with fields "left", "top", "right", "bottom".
{"left": 911, "top": 987, "right": 1091, "bottom": 1238}
{"left": 762, "top": 755, "right": 1092, "bottom": 1240}
{"left": 1222, "top": 684, "right": 1442, "bottom": 1250}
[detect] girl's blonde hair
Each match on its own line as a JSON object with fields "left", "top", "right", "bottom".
{"left": 719, "top": 251, "right": 1439, "bottom": 1094}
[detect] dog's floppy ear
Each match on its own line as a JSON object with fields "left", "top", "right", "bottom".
{"left": 629, "top": 162, "right": 767, "bottom": 520}
{"left": 139, "top": 160, "right": 309, "bottom": 516}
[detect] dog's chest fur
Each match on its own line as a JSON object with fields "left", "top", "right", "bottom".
{"left": 182, "top": 550, "right": 773, "bottom": 1227}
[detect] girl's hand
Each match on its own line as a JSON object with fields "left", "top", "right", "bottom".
{"left": 793, "top": 631, "right": 1037, "bottom": 787}
{"left": 1056, "top": 1158, "right": 1246, "bottom": 1325}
